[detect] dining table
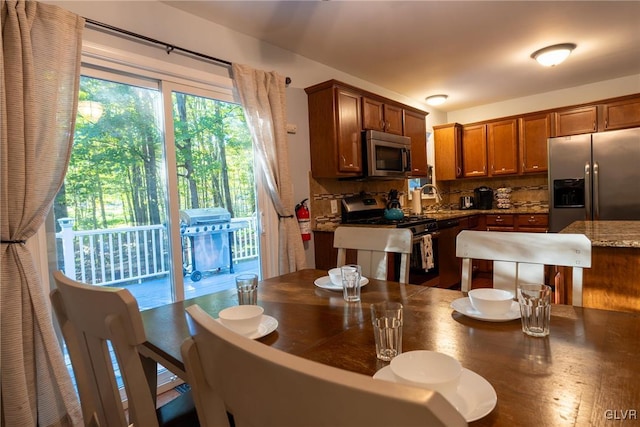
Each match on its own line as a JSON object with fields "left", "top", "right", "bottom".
{"left": 139, "top": 268, "right": 640, "bottom": 426}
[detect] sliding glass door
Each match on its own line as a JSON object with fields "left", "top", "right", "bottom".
{"left": 48, "top": 64, "right": 262, "bottom": 393}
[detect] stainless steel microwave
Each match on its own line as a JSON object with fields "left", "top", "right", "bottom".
{"left": 364, "top": 130, "right": 412, "bottom": 178}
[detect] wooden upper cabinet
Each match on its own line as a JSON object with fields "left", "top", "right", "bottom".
{"left": 487, "top": 119, "right": 518, "bottom": 176}
{"left": 362, "top": 97, "right": 403, "bottom": 135}
{"left": 335, "top": 89, "right": 363, "bottom": 174}
{"left": 362, "top": 97, "right": 384, "bottom": 131}
{"left": 519, "top": 113, "right": 550, "bottom": 174}
{"left": 434, "top": 123, "right": 462, "bottom": 181}
{"left": 404, "top": 110, "right": 428, "bottom": 177}
{"left": 306, "top": 83, "right": 362, "bottom": 178}
{"left": 600, "top": 97, "right": 640, "bottom": 131}
{"left": 462, "top": 124, "right": 488, "bottom": 177}
{"left": 306, "top": 80, "right": 429, "bottom": 179}
{"left": 553, "top": 106, "right": 597, "bottom": 136}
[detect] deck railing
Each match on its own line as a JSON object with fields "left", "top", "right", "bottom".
{"left": 56, "top": 215, "right": 259, "bottom": 286}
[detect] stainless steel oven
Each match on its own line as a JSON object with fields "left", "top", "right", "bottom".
{"left": 407, "top": 224, "right": 440, "bottom": 285}
{"left": 341, "top": 192, "right": 439, "bottom": 284}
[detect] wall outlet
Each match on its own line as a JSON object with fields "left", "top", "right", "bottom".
{"left": 330, "top": 200, "right": 338, "bottom": 214}
{"left": 286, "top": 123, "right": 297, "bottom": 134}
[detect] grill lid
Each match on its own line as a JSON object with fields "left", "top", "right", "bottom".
{"left": 180, "top": 208, "right": 231, "bottom": 225}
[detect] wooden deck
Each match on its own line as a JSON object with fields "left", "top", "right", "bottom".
{"left": 121, "top": 258, "right": 260, "bottom": 311}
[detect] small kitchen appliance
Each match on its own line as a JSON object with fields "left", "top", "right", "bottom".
{"left": 459, "top": 196, "right": 475, "bottom": 210}
{"left": 474, "top": 186, "right": 493, "bottom": 210}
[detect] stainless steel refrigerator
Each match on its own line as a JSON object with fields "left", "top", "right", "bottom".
{"left": 548, "top": 127, "right": 640, "bottom": 232}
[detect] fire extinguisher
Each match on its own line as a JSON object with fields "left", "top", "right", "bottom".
{"left": 295, "top": 198, "right": 311, "bottom": 241}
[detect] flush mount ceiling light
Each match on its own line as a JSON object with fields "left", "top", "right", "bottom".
{"left": 425, "top": 94, "right": 448, "bottom": 106}
{"left": 531, "top": 43, "right": 577, "bottom": 67}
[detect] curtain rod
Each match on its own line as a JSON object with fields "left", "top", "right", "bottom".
{"left": 84, "top": 18, "right": 292, "bottom": 86}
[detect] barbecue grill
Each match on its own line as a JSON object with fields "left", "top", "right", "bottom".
{"left": 180, "top": 208, "right": 249, "bottom": 282}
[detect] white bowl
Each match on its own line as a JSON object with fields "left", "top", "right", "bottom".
{"left": 468, "top": 288, "right": 514, "bottom": 315}
{"left": 390, "top": 351, "right": 462, "bottom": 399}
{"left": 328, "top": 268, "right": 342, "bottom": 286}
{"left": 218, "top": 305, "right": 264, "bottom": 335}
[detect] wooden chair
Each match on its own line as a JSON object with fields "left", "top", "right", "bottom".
{"left": 456, "top": 231, "right": 591, "bottom": 306}
{"left": 50, "top": 271, "right": 199, "bottom": 427}
{"left": 333, "top": 226, "right": 413, "bottom": 283}
{"left": 180, "top": 304, "right": 466, "bottom": 427}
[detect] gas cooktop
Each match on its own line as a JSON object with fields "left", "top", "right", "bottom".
{"left": 341, "top": 193, "right": 438, "bottom": 234}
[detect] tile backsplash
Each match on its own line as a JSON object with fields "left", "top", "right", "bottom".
{"left": 309, "top": 172, "right": 548, "bottom": 228}
{"left": 439, "top": 174, "right": 549, "bottom": 211}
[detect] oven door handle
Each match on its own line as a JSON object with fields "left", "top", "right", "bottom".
{"left": 413, "top": 231, "right": 440, "bottom": 243}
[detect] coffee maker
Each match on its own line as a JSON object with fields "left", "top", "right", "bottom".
{"left": 474, "top": 186, "right": 493, "bottom": 210}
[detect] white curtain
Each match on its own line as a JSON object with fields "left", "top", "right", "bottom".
{"left": 232, "top": 64, "right": 306, "bottom": 274}
{"left": 1, "top": 1, "right": 84, "bottom": 425}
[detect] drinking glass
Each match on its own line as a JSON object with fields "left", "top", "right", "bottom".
{"left": 370, "top": 301, "right": 403, "bottom": 361}
{"left": 517, "top": 283, "right": 551, "bottom": 337}
{"left": 341, "top": 264, "right": 361, "bottom": 302}
{"left": 235, "top": 273, "right": 258, "bottom": 305}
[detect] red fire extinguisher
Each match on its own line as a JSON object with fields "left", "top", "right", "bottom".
{"left": 295, "top": 198, "right": 311, "bottom": 241}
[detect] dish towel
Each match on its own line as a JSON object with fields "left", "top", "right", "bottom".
{"left": 421, "top": 234, "right": 435, "bottom": 272}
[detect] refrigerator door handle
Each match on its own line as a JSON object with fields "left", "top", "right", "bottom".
{"left": 593, "top": 162, "right": 599, "bottom": 220}
{"left": 584, "top": 162, "right": 591, "bottom": 220}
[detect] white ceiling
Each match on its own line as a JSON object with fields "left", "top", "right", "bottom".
{"left": 164, "top": 1, "right": 640, "bottom": 112}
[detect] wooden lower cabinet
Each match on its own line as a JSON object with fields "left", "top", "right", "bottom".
{"left": 475, "top": 213, "right": 548, "bottom": 275}
{"left": 516, "top": 214, "right": 548, "bottom": 232}
{"left": 564, "top": 246, "right": 640, "bottom": 313}
{"left": 485, "top": 214, "right": 515, "bottom": 231}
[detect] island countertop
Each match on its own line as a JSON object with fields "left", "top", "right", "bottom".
{"left": 560, "top": 220, "right": 640, "bottom": 248}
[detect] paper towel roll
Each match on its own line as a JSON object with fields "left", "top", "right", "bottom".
{"left": 411, "top": 190, "right": 422, "bottom": 214}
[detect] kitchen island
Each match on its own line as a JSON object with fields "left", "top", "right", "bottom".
{"left": 560, "top": 221, "right": 640, "bottom": 312}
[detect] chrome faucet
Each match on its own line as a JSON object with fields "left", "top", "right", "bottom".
{"left": 418, "top": 184, "right": 443, "bottom": 204}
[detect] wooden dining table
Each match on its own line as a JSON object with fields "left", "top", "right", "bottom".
{"left": 139, "top": 268, "right": 640, "bottom": 426}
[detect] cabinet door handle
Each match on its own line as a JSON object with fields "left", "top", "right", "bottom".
{"left": 592, "top": 120, "right": 596, "bottom": 131}
{"left": 605, "top": 118, "right": 608, "bottom": 129}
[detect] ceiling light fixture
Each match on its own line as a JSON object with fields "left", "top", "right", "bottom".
{"left": 531, "top": 43, "right": 577, "bottom": 67}
{"left": 425, "top": 94, "right": 448, "bottom": 106}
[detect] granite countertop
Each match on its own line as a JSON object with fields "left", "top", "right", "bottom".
{"left": 559, "top": 221, "right": 640, "bottom": 248}
{"left": 314, "top": 208, "right": 548, "bottom": 232}
{"left": 420, "top": 207, "right": 548, "bottom": 221}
